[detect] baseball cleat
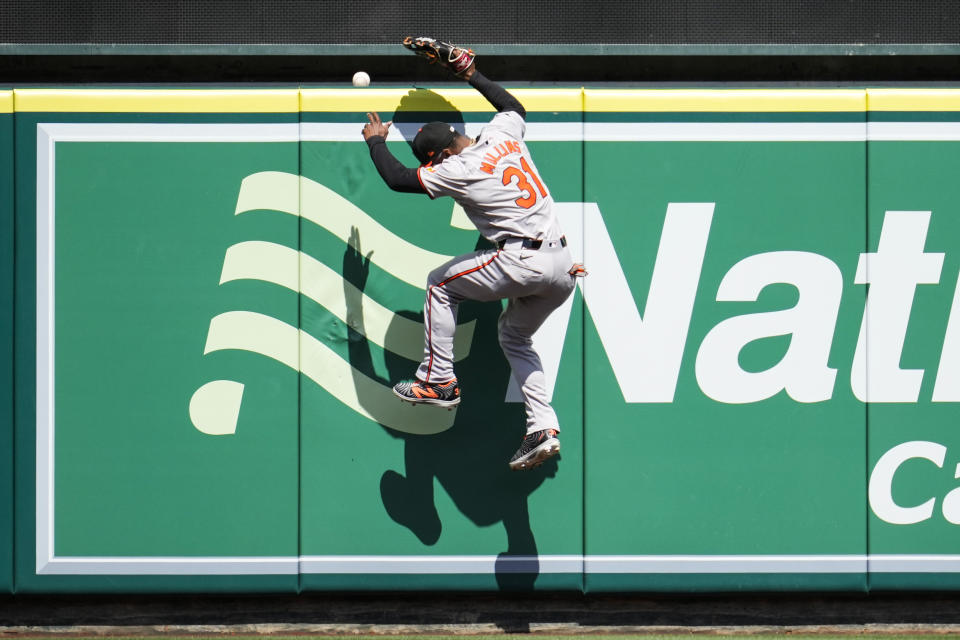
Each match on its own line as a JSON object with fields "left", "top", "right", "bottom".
{"left": 392, "top": 378, "right": 461, "bottom": 408}
{"left": 509, "top": 428, "right": 560, "bottom": 471}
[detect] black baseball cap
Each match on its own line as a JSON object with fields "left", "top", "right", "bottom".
{"left": 412, "top": 121, "right": 458, "bottom": 165}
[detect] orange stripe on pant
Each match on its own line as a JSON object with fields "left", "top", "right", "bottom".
{"left": 423, "top": 250, "right": 501, "bottom": 383}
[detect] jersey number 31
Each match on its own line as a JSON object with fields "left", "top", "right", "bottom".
{"left": 502, "top": 156, "right": 548, "bottom": 209}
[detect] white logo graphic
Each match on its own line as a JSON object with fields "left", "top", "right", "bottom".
{"left": 190, "top": 172, "right": 477, "bottom": 436}
{"left": 191, "top": 172, "right": 960, "bottom": 437}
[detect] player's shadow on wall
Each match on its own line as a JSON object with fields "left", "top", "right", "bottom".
{"left": 389, "top": 89, "right": 469, "bottom": 154}
{"left": 344, "top": 233, "right": 558, "bottom": 592}
{"left": 343, "top": 91, "right": 559, "bottom": 591}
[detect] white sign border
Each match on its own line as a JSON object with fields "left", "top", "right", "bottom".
{"left": 35, "top": 120, "right": 960, "bottom": 576}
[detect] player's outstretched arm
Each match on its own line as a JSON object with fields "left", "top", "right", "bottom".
{"left": 401, "top": 36, "right": 526, "bottom": 119}
{"left": 467, "top": 70, "right": 526, "bottom": 119}
{"left": 362, "top": 112, "right": 425, "bottom": 194}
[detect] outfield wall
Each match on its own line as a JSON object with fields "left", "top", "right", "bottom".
{"left": 4, "top": 87, "right": 960, "bottom": 593}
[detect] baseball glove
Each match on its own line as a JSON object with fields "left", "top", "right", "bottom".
{"left": 402, "top": 36, "right": 476, "bottom": 76}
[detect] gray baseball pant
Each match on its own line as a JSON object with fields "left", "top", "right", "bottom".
{"left": 415, "top": 238, "right": 576, "bottom": 435}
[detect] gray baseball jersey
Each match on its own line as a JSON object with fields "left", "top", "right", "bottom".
{"left": 416, "top": 111, "right": 565, "bottom": 244}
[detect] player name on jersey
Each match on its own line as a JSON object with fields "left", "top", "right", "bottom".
{"left": 479, "top": 139, "right": 522, "bottom": 174}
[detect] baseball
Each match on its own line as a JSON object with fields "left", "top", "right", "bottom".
{"left": 352, "top": 71, "right": 370, "bottom": 87}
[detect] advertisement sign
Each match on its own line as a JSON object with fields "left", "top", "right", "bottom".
{"left": 8, "top": 87, "right": 960, "bottom": 592}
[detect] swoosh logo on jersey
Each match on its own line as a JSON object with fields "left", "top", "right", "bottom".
{"left": 189, "top": 172, "right": 476, "bottom": 436}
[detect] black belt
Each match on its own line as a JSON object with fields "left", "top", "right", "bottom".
{"left": 497, "top": 236, "right": 567, "bottom": 250}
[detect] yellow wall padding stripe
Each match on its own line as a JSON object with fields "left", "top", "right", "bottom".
{"left": 0, "top": 91, "right": 11, "bottom": 113}
{"left": 14, "top": 89, "right": 300, "bottom": 113}
{"left": 12, "top": 88, "right": 960, "bottom": 114}
{"left": 300, "top": 88, "right": 583, "bottom": 112}
{"left": 868, "top": 89, "right": 960, "bottom": 111}
{"left": 585, "top": 89, "right": 866, "bottom": 112}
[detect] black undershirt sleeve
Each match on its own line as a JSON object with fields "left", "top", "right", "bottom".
{"left": 365, "top": 136, "right": 426, "bottom": 194}
{"left": 468, "top": 70, "right": 526, "bottom": 119}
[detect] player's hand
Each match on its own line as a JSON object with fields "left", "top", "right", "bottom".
{"left": 362, "top": 112, "right": 392, "bottom": 141}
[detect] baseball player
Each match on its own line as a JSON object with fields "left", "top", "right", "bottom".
{"left": 361, "top": 37, "right": 582, "bottom": 471}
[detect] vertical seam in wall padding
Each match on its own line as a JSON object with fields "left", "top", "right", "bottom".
{"left": 9, "top": 92, "right": 16, "bottom": 595}
{"left": 296, "top": 86, "right": 303, "bottom": 594}
{"left": 863, "top": 89, "right": 872, "bottom": 594}
{"left": 580, "top": 86, "right": 587, "bottom": 594}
